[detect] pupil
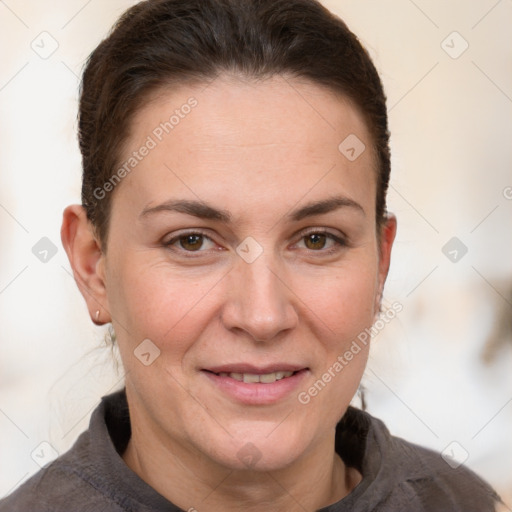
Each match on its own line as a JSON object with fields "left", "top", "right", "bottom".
{"left": 306, "top": 233, "right": 326, "bottom": 250}
{"left": 181, "top": 234, "right": 202, "bottom": 251}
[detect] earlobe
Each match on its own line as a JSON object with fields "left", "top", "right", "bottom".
{"left": 61, "top": 205, "right": 111, "bottom": 325}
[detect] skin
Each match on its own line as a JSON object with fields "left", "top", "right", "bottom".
{"left": 61, "top": 75, "right": 396, "bottom": 512}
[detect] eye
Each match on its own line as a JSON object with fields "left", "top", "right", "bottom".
{"left": 303, "top": 233, "right": 329, "bottom": 250}
{"left": 295, "top": 230, "right": 346, "bottom": 253}
{"left": 164, "top": 231, "right": 216, "bottom": 252}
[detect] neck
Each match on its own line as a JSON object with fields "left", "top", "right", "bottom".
{"left": 122, "top": 410, "right": 361, "bottom": 512}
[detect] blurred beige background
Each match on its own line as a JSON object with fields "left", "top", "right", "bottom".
{"left": 1, "top": 0, "right": 511, "bottom": 505}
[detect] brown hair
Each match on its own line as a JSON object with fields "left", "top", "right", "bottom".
{"left": 79, "top": 0, "right": 390, "bottom": 246}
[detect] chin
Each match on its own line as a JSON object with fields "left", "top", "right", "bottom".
{"left": 197, "top": 424, "right": 310, "bottom": 472}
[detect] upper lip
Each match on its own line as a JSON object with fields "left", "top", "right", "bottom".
{"left": 204, "top": 364, "right": 307, "bottom": 374}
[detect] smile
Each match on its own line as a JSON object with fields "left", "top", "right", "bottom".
{"left": 214, "top": 371, "right": 295, "bottom": 383}
{"left": 202, "top": 366, "right": 309, "bottom": 405}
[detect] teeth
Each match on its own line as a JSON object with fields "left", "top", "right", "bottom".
{"left": 217, "top": 371, "right": 294, "bottom": 383}
{"left": 259, "top": 373, "right": 278, "bottom": 383}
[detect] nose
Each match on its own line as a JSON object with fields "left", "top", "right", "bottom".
{"left": 220, "top": 255, "right": 298, "bottom": 342}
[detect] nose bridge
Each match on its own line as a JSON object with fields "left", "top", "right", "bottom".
{"left": 222, "top": 250, "right": 297, "bottom": 341}
{"left": 245, "top": 256, "right": 281, "bottom": 310}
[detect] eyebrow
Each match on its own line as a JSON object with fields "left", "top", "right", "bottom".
{"left": 287, "top": 196, "right": 365, "bottom": 221}
{"left": 139, "top": 195, "right": 364, "bottom": 222}
{"left": 140, "top": 199, "right": 231, "bottom": 222}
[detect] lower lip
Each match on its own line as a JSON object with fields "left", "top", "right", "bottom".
{"left": 202, "top": 369, "right": 309, "bottom": 405}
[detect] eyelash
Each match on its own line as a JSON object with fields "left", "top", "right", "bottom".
{"left": 163, "top": 228, "right": 348, "bottom": 257}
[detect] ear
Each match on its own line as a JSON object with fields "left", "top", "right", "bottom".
{"left": 374, "top": 213, "right": 397, "bottom": 314}
{"left": 61, "top": 205, "right": 111, "bottom": 325}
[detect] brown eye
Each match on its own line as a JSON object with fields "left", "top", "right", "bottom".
{"left": 164, "top": 231, "right": 217, "bottom": 254}
{"left": 295, "top": 231, "right": 346, "bottom": 254}
{"left": 179, "top": 234, "right": 204, "bottom": 251}
{"left": 304, "top": 233, "right": 328, "bottom": 250}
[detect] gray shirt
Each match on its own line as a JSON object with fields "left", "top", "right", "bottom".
{"left": 0, "top": 389, "right": 501, "bottom": 511}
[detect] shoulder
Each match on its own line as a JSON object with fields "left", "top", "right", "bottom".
{"left": 0, "top": 391, "right": 131, "bottom": 512}
{"left": 337, "top": 408, "right": 501, "bottom": 512}
{"left": 345, "top": 408, "right": 502, "bottom": 511}
{"left": 0, "top": 454, "right": 126, "bottom": 512}
{"left": 391, "top": 436, "right": 499, "bottom": 510}
{"left": 0, "top": 440, "right": 129, "bottom": 512}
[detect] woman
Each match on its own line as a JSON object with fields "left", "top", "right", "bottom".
{"left": 0, "top": 0, "right": 502, "bottom": 510}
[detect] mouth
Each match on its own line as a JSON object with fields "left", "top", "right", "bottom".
{"left": 204, "top": 369, "right": 299, "bottom": 384}
{"left": 201, "top": 365, "right": 309, "bottom": 405}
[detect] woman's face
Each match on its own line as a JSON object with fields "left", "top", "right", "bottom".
{"left": 95, "top": 76, "right": 395, "bottom": 470}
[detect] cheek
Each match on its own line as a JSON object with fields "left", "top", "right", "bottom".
{"left": 334, "top": 283, "right": 375, "bottom": 342}
{"left": 106, "top": 255, "right": 222, "bottom": 350}
{"left": 299, "top": 266, "right": 375, "bottom": 412}
{"left": 295, "top": 260, "right": 378, "bottom": 347}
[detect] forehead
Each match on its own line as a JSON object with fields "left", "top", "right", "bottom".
{"left": 116, "top": 75, "right": 376, "bottom": 221}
